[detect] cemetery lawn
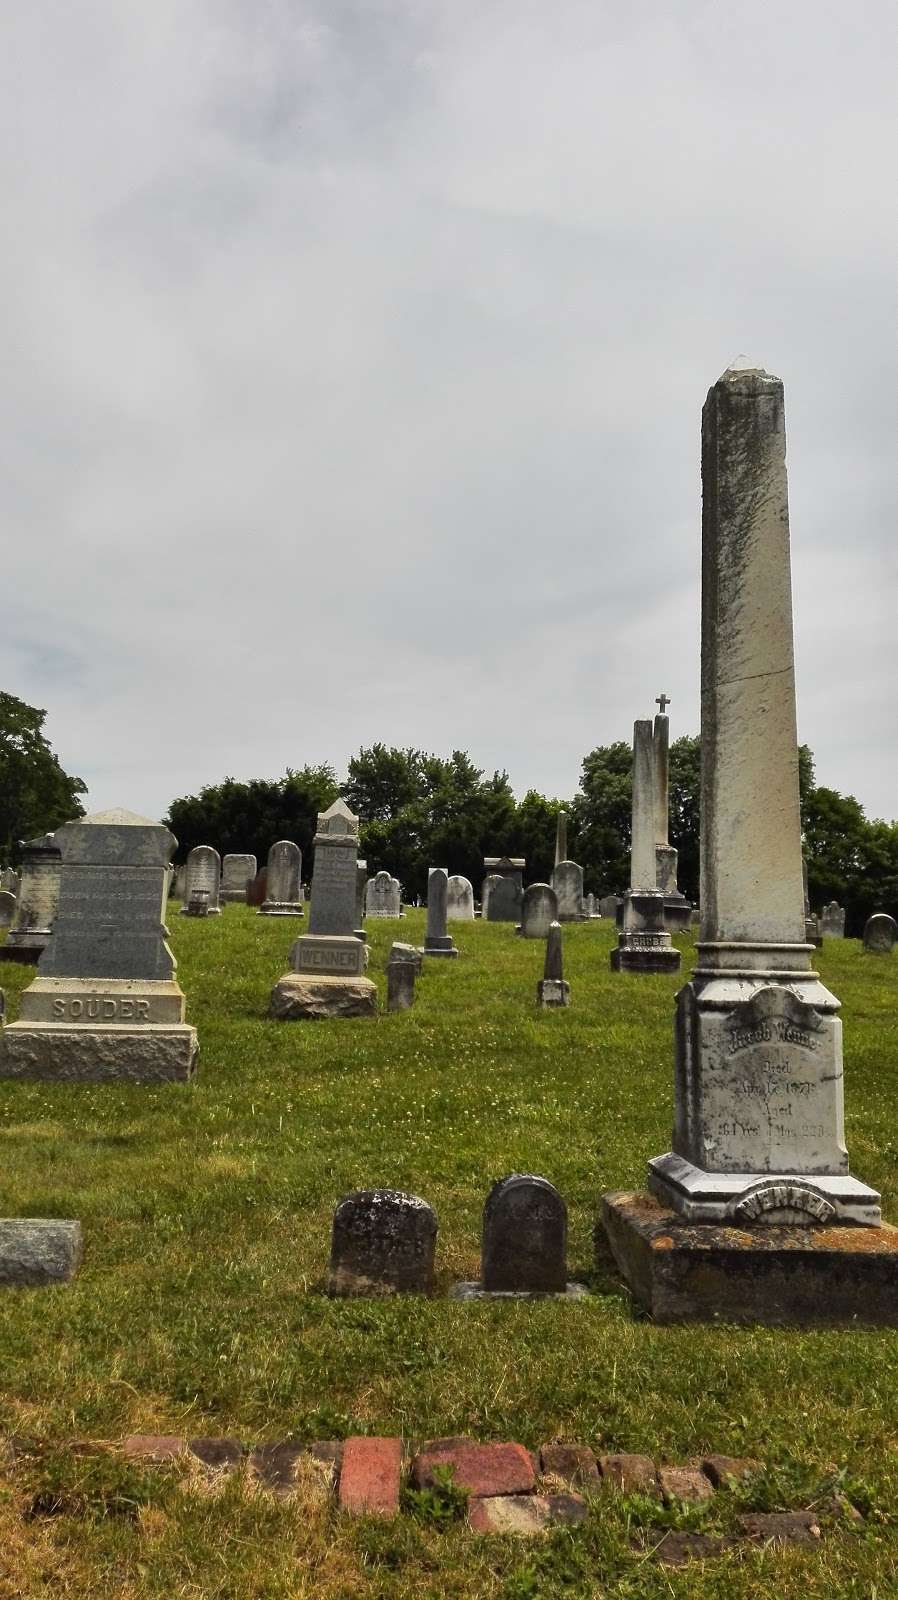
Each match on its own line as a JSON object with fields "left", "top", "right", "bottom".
{"left": 1, "top": 911, "right": 897, "bottom": 1598}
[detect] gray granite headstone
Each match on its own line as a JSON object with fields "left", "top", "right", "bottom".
{"left": 308, "top": 800, "right": 360, "bottom": 937}
{"left": 520, "top": 883, "right": 557, "bottom": 939}
{"left": 328, "top": 1189, "right": 437, "bottom": 1296}
{"left": 220, "top": 853, "right": 257, "bottom": 904}
{"left": 551, "top": 861, "right": 584, "bottom": 922}
{"left": 260, "top": 840, "right": 303, "bottom": 916}
{"left": 40, "top": 810, "right": 176, "bottom": 981}
{"left": 180, "top": 845, "right": 222, "bottom": 916}
{"left": 864, "top": 913, "right": 897, "bottom": 954}
{"left": 0, "top": 833, "right": 61, "bottom": 964}
{"left": 482, "top": 1175, "right": 568, "bottom": 1294}
{"left": 599, "top": 894, "right": 621, "bottom": 921}
{"left": 486, "top": 875, "right": 522, "bottom": 923}
{"left": 424, "top": 867, "right": 458, "bottom": 957}
{"left": 0, "top": 1219, "right": 83, "bottom": 1285}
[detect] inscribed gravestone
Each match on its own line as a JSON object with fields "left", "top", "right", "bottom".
{"left": 269, "top": 799, "right": 376, "bottom": 1017}
{"left": 599, "top": 894, "right": 621, "bottom": 921}
{"left": 366, "top": 871, "right": 401, "bottom": 918}
{"left": 552, "top": 861, "right": 584, "bottom": 922}
{"left": 486, "top": 875, "right": 522, "bottom": 923}
{"left": 260, "top": 840, "right": 303, "bottom": 916}
{"left": 482, "top": 1175, "right": 568, "bottom": 1293}
{"left": 179, "top": 846, "right": 222, "bottom": 916}
{"left": 520, "top": 883, "right": 557, "bottom": 939}
{"left": 220, "top": 853, "right": 257, "bottom": 904}
{"left": 0, "top": 833, "right": 61, "bottom": 965}
{"left": 1, "top": 810, "right": 198, "bottom": 1082}
{"left": 328, "top": 1190, "right": 437, "bottom": 1295}
{"left": 447, "top": 876, "right": 474, "bottom": 921}
{"left": 864, "top": 914, "right": 896, "bottom": 954}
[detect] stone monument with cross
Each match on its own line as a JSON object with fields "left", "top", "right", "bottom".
{"left": 652, "top": 694, "right": 692, "bottom": 931}
{"left": 610, "top": 720, "right": 681, "bottom": 974}
{"left": 600, "top": 362, "right": 896, "bottom": 1324}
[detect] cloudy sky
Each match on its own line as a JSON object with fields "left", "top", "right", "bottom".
{"left": 2, "top": 2, "right": 895, "bottom": 823}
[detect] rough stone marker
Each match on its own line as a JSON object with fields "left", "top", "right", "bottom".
{"left": 600, "top": 362, "right": 892, "bottom": 1325}
{"left": 328, "top": 1190, "right": 437, "bottom": 1296}
{"left": 0, "top": 809, "right": 198, "bottom": 1083}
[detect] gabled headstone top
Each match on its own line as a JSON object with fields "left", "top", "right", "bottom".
{"left": 316, "top": 798, "right": 359, "bottom": 839}
{"left": 55, "top": 812, "right": 176, "bottom": 866}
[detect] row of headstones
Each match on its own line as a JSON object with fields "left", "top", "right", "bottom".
{"left": 329, "top": 1175, "right": 580, "bottom": 1298}
{"left": 482, "top": 862, "right": 595, "bottom": 923}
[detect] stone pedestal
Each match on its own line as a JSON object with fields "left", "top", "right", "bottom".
{"left": 610, "top": 890, "right": 681, "bottom": 974}
{"left": 599, "top": 1192, "right": 898, "bottom": 1325}
{"left": 269, "top": 931, "right": 375, "bottom": 1019}
{"left": 537, "top": 978, "right": 570, "bottom": 1008}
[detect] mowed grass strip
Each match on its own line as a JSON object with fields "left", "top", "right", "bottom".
{"left": 0, "top": 910, "right": 896, "bottom": 1597}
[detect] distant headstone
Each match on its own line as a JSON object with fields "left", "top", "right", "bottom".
{"left": 520, "top": 883, "right": 557, "bottom": 939}
{"left": 599, "top": 894, "right": 621, "bottom": 921}
{"left": 355, "top": 860, "right": 367, "bottom": 933}
{"left": 537, "top": 921, "right": 570, "bottom": 1007}
{"left": 0, "top": 833, "right": 61, "bottom": 965}
{"left": 584, "top": 893, "right": 596, "bottom": 918}
{"left": 387, "top": 944, "right": 419, "bottom": 1011}
{"left": 366, "top": 871, "right": 401, "bottom": 918}
{"left": 552, "top": 861, "right": 584, "bottom": 922}
{"left": 1, "top": 810, "right": 198, "bottom": 1082}
{"left": 486, "top": 875, "right": 522, "bottom": 923}
{"left": 179, "top": 846, "right": 222, "bottom": 917}
{"left": 483, "top": 1175, "right": 568, "bottom": 1293}
{"left": 483, "top": 856, "right": 525, "bottom": 891}
{"left": 447, "top": 876, "right": 474, "bottom": 921}
{"left": 260, "top": 841, "right": 303, "bottom": 916}
{"left": 864, "top": 914, "right": 897, "bottom": 954}
{"left": 0, "top": 892, "right": 16, "bottom": 928}
{"left": 481, "top": 874, "right": 500, "bottom": 919}
{"left": 611, "top": 719, "right": 680, "bottom": 973}
{"left": 220, "top": 854, "right": 257, "bottom": 904}
{"left": 0, "top": 868, "right": 19, "bottom": 895}
{"left": 269, "top": 800, "right": 376, "bottom": 1018}
{"left": 424, "top": 868, "right": 458, "bottom": 958}
{"left": 820, "top": 901, "right": 845, "bottom": 940}
{"left": 328, "top": 1190, "right": 437, "bottom": 1296}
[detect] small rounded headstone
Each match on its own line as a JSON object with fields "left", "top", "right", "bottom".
{"left": 863, "top": 913, "right": 897, "bottom": 954}
{"left": 0, "top": 890, "right": 17, "bottom": 927}
{"left": 481, "top": 1174, "right": 567, "bottom": 1294}
{"left": 520, "top": 883, "right": 557, "bottom": 939}
{"left": 328, "top": 1189, "right": 437, "bottom": 1296}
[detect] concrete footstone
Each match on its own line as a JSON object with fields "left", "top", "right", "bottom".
{"left": 269, "top": 974, "right": 377, "bottom": 1020}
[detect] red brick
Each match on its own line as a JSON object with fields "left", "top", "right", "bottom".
{"left": 338, "top": 1436, "right": 401, "bottom": 1517}
{"left": 598, "top": 1453, "right": 658, "bottom": 1495}
{"left": 412, "top": 1440, "right": 535, "bottom": 1498}
{"left": 122, "top": 1435, "right": 186, "bottom": 1461}
{"left": 659, "top": 1466, "right": 714, "bottom": 1504}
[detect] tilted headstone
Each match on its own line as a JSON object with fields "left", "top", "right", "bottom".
{"left": 424, "top": 868, "right": 458, "bottom": 957}
{"left": 260, "top": 840, "right": 303, "bottom": 916}
{"left": 820, "top": 901, "right": 845, "bottom": 939}
{"left": 551, "top": 860, "right": 584, "bottom": 922}
{"left": 611, "top": 719, "right": 680, "bottom": 973}
{"left": 1, "top": 810, "right": 198, "bottom": 1082}
{"left": 646, "top": 363, "right": 878, "bottom": 1227}
{"left": 269, "top": 800, "right": 375, "bottom": 1017}
{"left": 864, "top": 913, "right": 897, "bottom": 954}
{"left": 520, "top": 883, "right": 557, "bottom": 939}
{"left": 486, "top": 875, "right": 522, "bottom": 923}
{"left": 0, "top": 891, "right": 16, "bottom": 928}
{"left": 446, "top": 875, "right": 474, "bottom": 921}
{"left": 366, "top": 871, "right": 401, "bottom": 918}
{"left": 482, "top": 1175, "right": 568, "bottom": 1294}
{"left": 537, "top": 921, "right": 570, "bottom": 1007}
{"left": 0, "top": 833, "right": 61, "bottom": 965}
{"left": 328, "top": 1190, "right": 437, "bottom": 1295}
{"left": 220, "top": 853, "right": 257, "bottom": 904}
{"left": 179, "top": 846, "right": 222, "bottom": 917}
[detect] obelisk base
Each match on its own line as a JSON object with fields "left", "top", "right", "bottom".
{"left": 0, "top": 1022, "right": 198, "bottom": 1083}
{"left": 598, "top": 1190, "right": 898, "bottom": 1325}
{"left": 537, "top": 978, "right": 570, "bottom": 1008}
{"left": 611, "top": 891, "right": 681, "bottom": 973}
{"left": 648, "top": 1152, "right": 881, "bottom": 1227}
{"left": 258, "top": 902, "right": 304, "bottom": 917}
{"left": 0, "top": 936, "right": 49, "bottom": 964}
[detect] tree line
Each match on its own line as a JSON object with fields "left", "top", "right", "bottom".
{"left": 1, "top": 692, "right": 896, "bottom": 935}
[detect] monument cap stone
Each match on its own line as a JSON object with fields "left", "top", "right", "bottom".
{"left": 328, "top": 1190, "right": 437, "bottom": 1296}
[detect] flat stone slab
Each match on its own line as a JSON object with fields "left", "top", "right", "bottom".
{"left": 269, "top": 974, "right": 377, "bottom": 1020}
{"left": 0, "top": 1024, "right": 198, "bottom": 1083}
{"left": 0, "top": 1220, "right": 82, "bottom": 1286}
{"left": 450, "top": 1281, "right": 588, "bottom": 1302}
{"left": 468, "top": 1493, "right": 587, "bottom": 1535}
{"left": 599, "top": 1190, "right": 898, "bottom": 1325}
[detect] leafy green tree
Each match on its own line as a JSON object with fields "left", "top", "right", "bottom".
{"left": 569, "top": 741, "right": 633, "bottom": 894}
{"left": 513, "top": 790, "right": 566, "bottom": 887}
{"left": 165, "top": 766, "right": 339, "bottom": 863}
{"left": 0, "top": 692, "right": 85, "bottom": 860}
{"left": 343, "top": 744, "right": 425, "bottom": 821}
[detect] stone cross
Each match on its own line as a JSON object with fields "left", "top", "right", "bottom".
{"left": 655, "top": 693, "right": 670, "bottom": 714}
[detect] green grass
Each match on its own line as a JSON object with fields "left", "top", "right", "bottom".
{"left": 0, "top": 910, "right": 897, "bottom": 1597}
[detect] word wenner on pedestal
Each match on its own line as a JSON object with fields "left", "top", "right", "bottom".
{"left": 600, "top": 362, "right": 897, "bottom": 1324}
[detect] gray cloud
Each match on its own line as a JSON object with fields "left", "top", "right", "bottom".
{"left": 1, "top": 2, "right": 894, "bottom": 822}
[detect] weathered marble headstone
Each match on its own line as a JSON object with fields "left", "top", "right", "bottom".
{"left": 220, "top": 853, "right": 257, "bottom": 904}
{"left": 185, "top": 888, "right": 211, "bottom": 917}
{"left": 452, "top": 1175, "right": 584, "bottom": 1299}
{"left": 259, "top": 841, "right": 303, "bottom": 916}
{"left": 520, "top": 883, "right": 557, "bottom": 939}
{"left": 447, "top": 875, "right": 474, "bottom": 921}
{"left": 584, "top": 892, "right": 596, "bottom": 918}
{"left": 537, "top": 921, "right": 570, "bottom": 1007}
{"left": 328, "top": 1190, "right": 437, "bottom": 1295}
{"left": 269, "top": 800, "right": 375, "bottom": 1018}
{"left": 653, "top": 702, "right": 692, "bottom": 930}
{"left": 424, "top": 868, "right": 458, "bottom": 958}
{"left": 552, "top": 861, "right": 584, "bottom": 923}
{"left": 481, "top": 874, "right": 500, "bottom": 919}
{"left": 0, "top": 868, "right": 19, "bottom": 895}
{"left": 820, "top": 901, "right": 846, "bottom": 939}
{"left": 366, "top": 871, "right": 401, "bottom": 918}
{"left": 179, "top": 846, "right": 222, "bottom": 917}
{"left": 554, "top": 812, "right": 568, "bottom": 869}
{"left": 599, "top": 894, "right": 621, "bottom": 921}
{"left": 611, "top": 721, "right": 680, "bottom": 973}
{"left": 387, "top": 943, "right": 419, "bottom": 1011}
{"left": 0, "top": 891, "right": 16, "bottom": 928}
{"left": 864, "top": 913, "right": 897, "bottom": 954}
{"left": 0, "top": 833, "right": 61, "bottom": 964}
{"left": 486, "top": 875, "right": 522, "bottom": 923}
{"left": 1, "top": 810, "right": 198, "bottom": 1082}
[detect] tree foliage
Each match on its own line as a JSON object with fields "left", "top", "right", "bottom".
{"left": 165, "top": 766, "right": 339, "bottom": 865}
{"left": 0, "top": 692, "right": 86, "bottom": 861}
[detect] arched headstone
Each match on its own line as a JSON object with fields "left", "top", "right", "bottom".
{"left": 864, "top": 913, "right": 897, "bottom": 954}
{"left": 220, "top": 853, "right": 256, "bottom": 905}
{"left": 446, "top": 876, "right": 474, "bottom": 921}
{"left": 180, "top": 846, "right": 222, "bottom": 916}
{"left": 520, "top": 883, "right": 557, "bottom": 939}
{"left": 552, "top": 861, "right": 584, "bottom": 922}
{"left": 482, "top": 1175, "right": 567, "bottom": 1294}
{"left": 260, "top": 841, "right": 303, "bottom": 916}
